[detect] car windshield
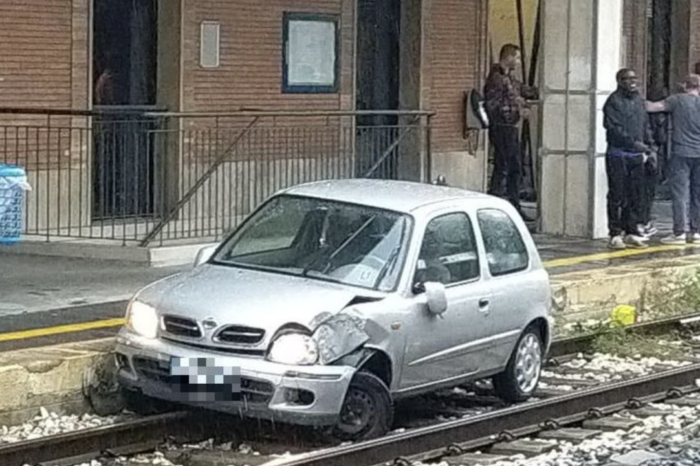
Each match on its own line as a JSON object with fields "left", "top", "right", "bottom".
{"left": 213, "top": 195, "right": 412, "bottom": 291}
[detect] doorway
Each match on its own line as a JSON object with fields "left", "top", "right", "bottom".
{"left": 92, "top": 0, "right": 159, "bottom": 220}
{"left": 355, "top": 0, "right": 401, "bottom": 179}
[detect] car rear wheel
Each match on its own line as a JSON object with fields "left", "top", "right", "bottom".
{"left": 492, "top": 327, "right": 543, "bottom": 403}
{"left": 333, "top": 370, "right": 393, "bottom": 441}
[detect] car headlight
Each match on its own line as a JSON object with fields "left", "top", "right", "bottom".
{"left": 267, "top": 333, "right": 318, "bottom": 365}
{"left": 126, "top": 301, "right": 159, "bottom": 339}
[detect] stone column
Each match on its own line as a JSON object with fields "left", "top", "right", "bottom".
{"left": 539, "top": 0, "right": 623, "bottom": 238}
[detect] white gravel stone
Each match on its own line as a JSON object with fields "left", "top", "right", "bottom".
{"left": 2, "top": 409, "right": 122, "bottom": 445}
{"left": 414, "top": 404, "right": 700, "bottom": 466}
{"left": 67, "top": 451, "right": 187, "bottom": 466}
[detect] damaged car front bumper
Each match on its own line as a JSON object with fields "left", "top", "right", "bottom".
{"left": 114, "top": 330, "right": 356, "bottom": 426}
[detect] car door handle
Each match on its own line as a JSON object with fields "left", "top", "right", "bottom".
{"left": 479, "top": 298, "right": 490, "bottom": 313}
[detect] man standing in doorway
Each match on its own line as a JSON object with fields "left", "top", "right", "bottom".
{"left": 603, "top": 68, "right": 655, "bottom": 250}
{"left": 484, "top": 44, "right": 537, "bottom": 220}
{"left": 647, "top": 74, "right": 700, "bottom": 244}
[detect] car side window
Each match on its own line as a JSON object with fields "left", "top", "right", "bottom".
{"left": 415, "top": 213, "right": 480, "bottom": 286}
{"left": 477, "top": 209, "right": 529, "bottom": 276}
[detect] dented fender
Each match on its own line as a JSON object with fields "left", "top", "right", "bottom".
{"left": 330, "top": 346, "right": 377, "bottom": 369}
{"left": 310, "top": 305, "right": 391, "bottom": 366}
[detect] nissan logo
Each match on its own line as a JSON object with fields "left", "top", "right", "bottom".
{"left": 202, "top": 318, "right": 218, "bottom": 330}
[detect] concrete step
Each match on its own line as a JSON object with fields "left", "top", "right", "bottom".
{"left": 551, "top": 254, "right": 700, "bottom": 333}
{"left": 0, "top": 338, "right": 114, "bottom": 426}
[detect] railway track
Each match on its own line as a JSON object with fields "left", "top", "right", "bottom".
{"left": 4, "top": 313, "right": 700, "bottom": 466}
{"left": 288, "top": 364, "right": 700, "bottom": 466}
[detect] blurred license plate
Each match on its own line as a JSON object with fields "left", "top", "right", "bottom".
{"left": 169, "top": 357, "right": 241, "bottom": 387}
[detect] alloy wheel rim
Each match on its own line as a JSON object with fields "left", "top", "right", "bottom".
{"left": 515, "top": 333, "right": 542, "bottom": 394}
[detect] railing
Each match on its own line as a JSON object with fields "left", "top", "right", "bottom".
{"left": 0, "top": 108, "right": 432, "bottom": 246}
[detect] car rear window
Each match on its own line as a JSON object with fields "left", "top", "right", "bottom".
{"left": 477, "top": 209, "right": 529, "bottom": 276}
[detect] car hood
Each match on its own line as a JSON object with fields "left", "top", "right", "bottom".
{"left": 137, "top": 264, "right": 381, "bottom": 333}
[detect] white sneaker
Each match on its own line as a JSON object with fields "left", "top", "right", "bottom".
{"left": 625, "top": 234, "right": 649, "bottom": 249}
{"left": 661, "top": 234, "right": 687, "bottom": 245}
{"left": 644, "top": 224, "right": 659, "bottom": 236}
{"left": 635, "top": 225, "right": 652, "bottom": 241}
{"left": 689, "top": 233, "right": 700, "bottom": 243}
{"left": 608, "top": 236, "right": 627, "bottom": 250}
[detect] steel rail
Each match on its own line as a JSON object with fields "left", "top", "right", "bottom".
{"left": 278, "top": 364, "right": 700, "bottom": 466}
{"left": 0, "top": 411, "right": 196, "bottom": 466}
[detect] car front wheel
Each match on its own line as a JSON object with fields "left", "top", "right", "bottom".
{"left": 332, "top": 370, "right": 393, "bottom": 441}
{"left": 492, "top": 327, "right": 543, "bottom": 403}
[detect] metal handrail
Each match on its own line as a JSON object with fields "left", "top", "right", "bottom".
{"left": 0, "top": 107, "right": 435, "bottom": 118}
{"left": 0, "top": 107, "right": 433, "bottom": 245}
{"left": 139, "top": 116, "right": 261, "bottom": 247}
{"left": 139, "top": 110, "right": 432, "bottom": 246}
{"left": 363, "top": 116, "right": 421, "bottom": 178}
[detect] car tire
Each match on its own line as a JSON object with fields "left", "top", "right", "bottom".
{"left": 332, "top": 370, "right": 394, "bottom": 441}
{"left": 122, "top": 388, "right": 173, "bottom": 416}
{"left": 492, "top": 326, "right": 544, "bottom": 403}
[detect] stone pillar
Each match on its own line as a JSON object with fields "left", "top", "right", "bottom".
{"left": 539, "top": 0, "right": 623, "bottom": 238}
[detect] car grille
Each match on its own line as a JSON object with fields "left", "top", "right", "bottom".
{"left": 162, "top": 337, "right": 266, "bottom": 357}
{"left": 215, "top": 325, "right": 265, "bottom": 345}
{"left": 132, "top": 357, "right": 274, "bottom": 404}
{"left": 162, "top": 315, "right": 202, "bottom": 338}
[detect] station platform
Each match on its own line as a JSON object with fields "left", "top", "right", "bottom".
{"left": 1, "top": 200, "right": 699, "bottom": 353}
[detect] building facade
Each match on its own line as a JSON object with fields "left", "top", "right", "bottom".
{"left": 0, "top": 0, "right": 490, "bottom": 246}
{"left": 4, "top": 0, "right": 700, "bottom": 248}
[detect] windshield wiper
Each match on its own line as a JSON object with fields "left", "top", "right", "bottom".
{"left": 302, "top": 216, "right": 377, "bottom": 277}
{"left": 373, "top": 218, "right": 407, "bottom": 289}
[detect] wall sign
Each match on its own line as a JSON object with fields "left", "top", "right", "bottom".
{"left": 283, "top": 13, "right": 339, "bottom": 93}
{"left": 200, "top": 21, "right": 221, "bottom": 68}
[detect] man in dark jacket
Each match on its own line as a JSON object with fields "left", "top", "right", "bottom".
{"left": 484, "top": 44, "right": 537, "bottom": 219}
{"left": 603, "top": 68, "right": 655, "bottom": 249}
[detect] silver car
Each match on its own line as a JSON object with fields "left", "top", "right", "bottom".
{"left": 115, "top": 180, "right": 551, "bottom": 440}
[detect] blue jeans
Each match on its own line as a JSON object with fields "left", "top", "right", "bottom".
{"left": 669, "top": 156, "right": 700, "bottom": 235}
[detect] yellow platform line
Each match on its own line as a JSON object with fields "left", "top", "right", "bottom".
{"left": 542, "top": 244, "right": 697, "bottom": 268}
{"left": 0, "top": 318, "right": 126, "bottom": 343}
{"left": 2, "top": 244, "right": 700, "bottom": 343}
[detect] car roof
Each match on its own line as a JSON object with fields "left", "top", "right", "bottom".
{"left": 280, "top": 179, "right": 491, "bottom": 213}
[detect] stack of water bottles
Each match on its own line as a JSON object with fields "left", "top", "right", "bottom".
{"left": 0, "top": 164, "right": 31, "bottom": 245}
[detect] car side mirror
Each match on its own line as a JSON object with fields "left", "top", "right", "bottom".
{"left": 423, "top": 282, "right": 448, "bottom": 316}
{"left": 194, "top": 245, "right": 217, "bottom": 267}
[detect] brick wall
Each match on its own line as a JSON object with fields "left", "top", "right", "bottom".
{"left": 182, "top": 0, "right": 354, "bottom": 113}
{"left": 0, "top": 0, "right": 88, "bottom": 109}
{"left": 428, "top": 0, "right": 488, "bottom": 152}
